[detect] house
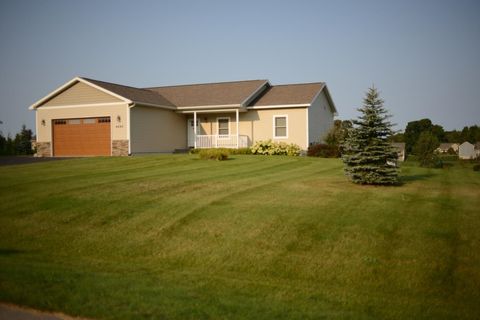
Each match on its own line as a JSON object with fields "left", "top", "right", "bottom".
{"left": 436, "top": 142, "right": 459, "bottom": 154}
{"left": 391, "top": 142, "right": 406, "bottom": 161}
{"left": 458, "top": 141, "right": 476, "bottom": 159}
{"left": 476, "top": 142, "right": 480, "bottom": 157}
{"left": 30, "top": 77, "right": 337, "bottom": 156}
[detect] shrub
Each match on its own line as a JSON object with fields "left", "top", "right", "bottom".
{"left": 229, "top": 148, "right": 252, "bottom": 155}
{"left": 473, "top": 164, "right": 480, "bottom": 171}
{"left": 433, "top": 157, "right": 444, "bottom": 168}
{"left": 198, "top": 148, "right": 229, "bottom": 161}
{"left": 414, "top": 132, "right": 440, "bottom": 167}
{"left": 250, "top": 140, "right": 300, "bottom": 156}
{"left": 447, "top": 147, "right": 457, "bottom": 155}
{"left": 307, "top": 143, "right": 340, "bottom": 158}
{"left": 190, "top": 148, "right": 251, "bottom": 155}
{"left": 438, "top": 154, "right": 458, "bottom": 162}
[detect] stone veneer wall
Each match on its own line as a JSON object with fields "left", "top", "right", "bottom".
{"left": 35, "top": 142, "right": 51, "bottom": 157}
{"left": 112, "top": 140, "right": 129, "bottom": 156}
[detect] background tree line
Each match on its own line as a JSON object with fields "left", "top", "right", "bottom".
{"left": 0, "top": 124, "right": 35, "bottom": 155}
{"left": 309, "top": 117, "right": 478, "bottom": 166}
{"left": 390, "top": 119, "right": 480, "bottom": 153}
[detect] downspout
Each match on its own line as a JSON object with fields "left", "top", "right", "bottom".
{"left": 127, "top": 102, "right": 135, "bottom": 155}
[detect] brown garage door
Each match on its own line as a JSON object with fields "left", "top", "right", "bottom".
{"left": 53, "top": 117, "right": 111, "bottom": 156}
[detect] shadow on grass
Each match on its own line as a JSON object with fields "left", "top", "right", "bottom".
{"left": 190, "top": 158, "right": 236, "bottom": 161}
{"left": 399, "top": 173, "right": 435, "bottom": 183}
{"left": 0, "top": 248, "right": 24, "bottom": 256}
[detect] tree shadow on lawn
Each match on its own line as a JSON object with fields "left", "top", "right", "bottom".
{"left": 0, "top": 248, "right": 25, "bottom": 256}
{"left": 399, "top": 173, "right": 435, "bottom": 183}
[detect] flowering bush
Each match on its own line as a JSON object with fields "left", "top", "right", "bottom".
{"left": 250, "top": 140, "right": 300, "bottom": 156}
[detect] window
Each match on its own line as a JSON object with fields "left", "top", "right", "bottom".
{"left": 273, "top": 115, "right": 287, "bottom": 138}
{"left": 53, "top": 119, "right": 67, "bottom": 125}
{"left": 217, "top": 118, "right": 230, "bottom": 136}
{"left": 68, "top": 119, "right": 81, "bottom": 125}
{"left": 83, "top": 118, "right": 96, "bottom": 124}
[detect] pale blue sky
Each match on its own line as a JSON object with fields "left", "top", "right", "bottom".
{"left": 0, "top": 0, "right": 479, "bottom": 135}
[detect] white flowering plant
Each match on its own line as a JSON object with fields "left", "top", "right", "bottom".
{"left": 250, "top": 140, "right": 300, "bottom": 156}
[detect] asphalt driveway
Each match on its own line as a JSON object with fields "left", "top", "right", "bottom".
{"left": 0, "top": 156, "right": 70, "bottom": 166}
{"left": 0, "top": 303, "right": 88, "bottom": 320}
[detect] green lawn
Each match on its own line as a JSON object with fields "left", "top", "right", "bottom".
{"left": 0, "top": 155, "right": 479, "bottom": 319}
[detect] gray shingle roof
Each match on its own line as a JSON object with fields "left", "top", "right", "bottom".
{"left": 438, "top": 143, "right": 458, "bottom": 150}
{"left": 79, "top": 78, "right": 332, "bottom": 110}
{"left": 82, "top": 77, "right": 175, "bottom": 107}
{"left": 249, "top": 83, "right": 325, "bottom": 106}
{"left": 145, "top": 80, "right": 268, "bottom": 107}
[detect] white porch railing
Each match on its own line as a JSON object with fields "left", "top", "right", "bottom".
{"left": 196, "top": 135, "right": 248, "bottom": 149}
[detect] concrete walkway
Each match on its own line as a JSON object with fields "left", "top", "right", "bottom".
{"left": 0, "top": 304, "right": 89, "bottom": 320}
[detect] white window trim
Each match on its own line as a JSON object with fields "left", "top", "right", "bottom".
{"left": 216, "top": 117, "right": 230, "bottom": 138}
{"left": 273, "top": 115, "right": 288, "bottom": 139}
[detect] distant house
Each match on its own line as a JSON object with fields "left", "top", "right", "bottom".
{"left": 458, "top": 142, "right": 476, "bottom": 159}
{"left": 436, "top": 142, "right": 459, "bottom": 154}
{"left": 391, "top": 142, "right": 406, "bottom": 161}
{"left": 476, "top": 142, "right": 480, "bottom": 158}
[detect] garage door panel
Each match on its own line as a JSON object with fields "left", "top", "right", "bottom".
{"left": 53, "top": 117, "right": 111, "bottom": 156}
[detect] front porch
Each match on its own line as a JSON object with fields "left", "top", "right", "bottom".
{"left": 186, "top": 109, "right": 249, "bottom": 149}
{"left": 195, "top": 134, "right": 248, "bottom": 149}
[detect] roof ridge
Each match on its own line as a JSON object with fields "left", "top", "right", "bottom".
{"left": 80, "top": 77, "right": 176, "bottom": 107}
{"left": 272, "top": 82, "right": 325, "bottom": 87}
{"left": 80, "top": 77, "right": 153, "bottom": 92}
{"left": 144, "top": 79, "right": 268, "bottom": 89}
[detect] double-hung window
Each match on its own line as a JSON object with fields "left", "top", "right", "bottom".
{"left": 273, "top": 115, "right": 288, "bottom": 138}
{"left": 217, "top": 117, "right": 230, "bottom": 137}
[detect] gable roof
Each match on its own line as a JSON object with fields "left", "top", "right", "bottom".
{"left": 82, "top": 78, "right": 175, "bottom": 108}
{"left": 438, "top": 143, "right": 458, "bottom": 150}
{"left": 30, "top": 77, "right": 336, "bottom": 114}
{"left": 250, "top": 83, "right": 324, "bottom": 106}
{"left": 29, "top": 77, "right": 175, "bottom": 109}
{"left": 248, "top": 82, "right": 337, "bottom": 114}
{"left": 145, "top": 80, "right": 268, "bottom": 108}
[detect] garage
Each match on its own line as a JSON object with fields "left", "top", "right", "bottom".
{"left": 52, "top": 117, "right": 111, "bottom": 156}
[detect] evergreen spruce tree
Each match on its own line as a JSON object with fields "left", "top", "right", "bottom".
{"left": 342, "top": 87, "right": 398, "bottom": 185}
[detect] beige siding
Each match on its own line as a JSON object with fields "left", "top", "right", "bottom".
{"left": 459, "top": 142, "right": 475, "bottom": 159}
{"left": 43, "top": 81, "right": 122, "bottom": 106}
{"left": 36, "top": 104, "right": 129, "bottom": 142}
{"left": 240, "top": 108, "right": 308, "bottom": 149}
{"left": 189, "top": 109, "right": 307, "bottom": 149}
{"left": 308, "top": 91, "right": 334, "bottom": 144}
{"left": 130, "top": 106, "right": 187, "bottom": 153}
{"left": 196, "top": 113, "right": 239, "bottom": 135}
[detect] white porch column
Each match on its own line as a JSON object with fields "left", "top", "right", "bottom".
{"left": 236, "top": 109, "right": 239, "bottom": 149}
{"left": 193, "top": 111, "right": 197, "bottom": 149}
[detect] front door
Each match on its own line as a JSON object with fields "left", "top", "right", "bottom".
{"left": 187, "top": 119, "right": 200, "bottom": 147}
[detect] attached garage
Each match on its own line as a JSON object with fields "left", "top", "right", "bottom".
{"left": 52, "top": 117, "right": 111, "bottom": 156}
{"left": 30, "top": 77, "right": 184, "bottom": 157}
